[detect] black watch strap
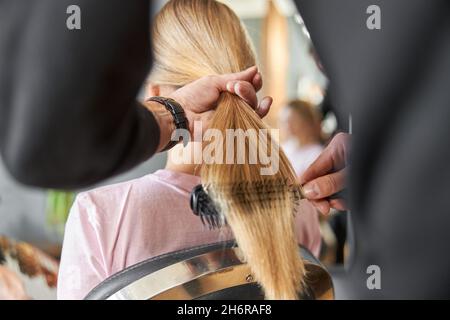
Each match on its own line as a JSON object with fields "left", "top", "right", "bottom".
{"left": 147, "top": 97, "right": 188, "bottom": 152}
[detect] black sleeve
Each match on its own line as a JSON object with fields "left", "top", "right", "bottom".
{"left": 0, "top": 0, "right": 159, "bottom": 189}
{"left": 295, "top": 0, "right": 450, "bottom": 298}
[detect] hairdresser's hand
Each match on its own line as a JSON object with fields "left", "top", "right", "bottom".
{"left": 170, "top": 66, "right": 273, "bottom": 134}
{"left": 299, "top": 133, "right": 350, "bottom": 215}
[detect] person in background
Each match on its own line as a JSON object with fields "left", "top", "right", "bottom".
{"left": 281, "top": 100, "right": 324, "bottom": 178}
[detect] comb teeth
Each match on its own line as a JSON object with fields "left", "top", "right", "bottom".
{"left": 206, "top": 178, "right": 301, "bottom": 194}
{"left": 200, "top": 213, "right": 223, "bottom": 230}
{"left": 205, "top": 178, "right": 302, "bottom": 206}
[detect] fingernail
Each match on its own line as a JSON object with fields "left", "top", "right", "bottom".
{"left": 263, "top": 97, "right": 272, "bottom": 107}
{"left": 226, "top": 82, "right": 234, "bottom": 91}
{"left": 302, "top": 182, "right": 319, "bottom": 199}
{"left": 234, "top": 82, "right": 241, "bottom": 94}
{"left": 260, "top": 99, "right": 269, "bottom": 110}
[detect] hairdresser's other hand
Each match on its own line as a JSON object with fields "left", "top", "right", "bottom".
{"left": 299, "top": 133, "right": 350, "bottom": 215}
{"left": 170, "top": 66, "right": 273, "bottom": 133}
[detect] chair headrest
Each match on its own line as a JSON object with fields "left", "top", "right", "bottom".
{"left": 85, "top": 240, "right": 334, "bottom": 300}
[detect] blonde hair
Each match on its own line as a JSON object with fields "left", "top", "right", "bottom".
{"left": 151, "top": 0, "right": 305, "bottom": 300}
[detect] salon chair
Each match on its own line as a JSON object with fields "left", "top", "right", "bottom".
{"left": 85, "top": 240, "right": 334, "bottom": 300}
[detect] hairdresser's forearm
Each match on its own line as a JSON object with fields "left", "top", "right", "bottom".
{"left": 0, "top": 100, "right": 160, "bottom": 189}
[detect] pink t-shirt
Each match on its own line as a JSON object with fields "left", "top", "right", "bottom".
{"left": 57, "top": 169, "right": 321, "bottom": 300}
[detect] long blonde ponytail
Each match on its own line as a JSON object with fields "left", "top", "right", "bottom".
{"left": 151, "top": 0, "right": 305, "bottom": 300}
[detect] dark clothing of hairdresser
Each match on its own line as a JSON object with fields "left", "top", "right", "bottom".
{"left": 1, "top": 0, "right": 450, "bottom": 299}
{"left": 296, "top": 0, "right": 450, "bottom": 299}
{"left": 0, "top": 1, "right": 156, "bottom": 188}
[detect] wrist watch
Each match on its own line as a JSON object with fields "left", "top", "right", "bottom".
{"left": 147, "top": 96, "right": 189, "bottom": 152}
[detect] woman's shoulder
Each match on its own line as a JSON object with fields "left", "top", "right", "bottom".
{"left": 78, "top": 174, "right": 151, "bottom": 199}
{"left": 73, "top": 174, "right": 150, "bottom": 209}
{"left": 72, "top": 169, "right": 200, "bottom": 219}
{"left": 78, "top": 169, "right": 196, "bottom": 200}
{"left": 66, "top": 174, "right": 153, "bottom": 230}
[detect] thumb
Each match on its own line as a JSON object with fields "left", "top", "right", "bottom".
{"left": 302, "top": 168, "right": 347, "bottom": 200}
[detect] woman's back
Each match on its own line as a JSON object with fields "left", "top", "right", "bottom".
{"left": 57, "top": 169, "right": 321, "bottom": 299}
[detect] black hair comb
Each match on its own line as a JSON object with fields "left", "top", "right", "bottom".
{"left": 190, "top": 184, "right": 226, "bottom": 229}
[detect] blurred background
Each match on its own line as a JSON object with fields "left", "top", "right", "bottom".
{"left": 0, "top": 0, "right": 347, "bottom": 298}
